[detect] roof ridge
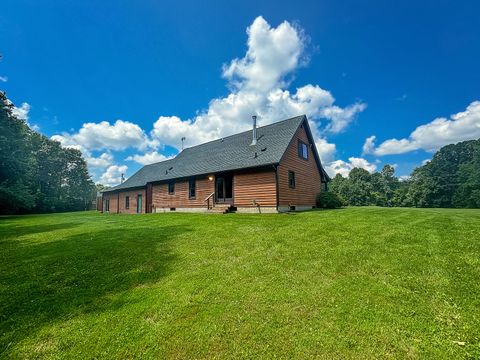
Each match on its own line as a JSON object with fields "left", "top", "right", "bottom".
{"left": 182, "top": 115, "right": 305, "bottom": 152}
{"left": 145, "top": 115, "right": 305, "bottom": 166}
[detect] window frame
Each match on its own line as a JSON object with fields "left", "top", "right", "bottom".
{"left": 298, "top": 140, "right": 308, "bottom": 160}
{"left": 168, "top": 181, "right": 175, "bottom": 195}
{"left": 125, "top": 195, "right": 130, "bottom": 209}
{"left": 288, "top": 170, "right": 296, "bottom": 189}
{"left": 188, "top": 178, "right": 196, "bottom": 199}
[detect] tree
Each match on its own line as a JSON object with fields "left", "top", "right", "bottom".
{"left": 0, "top": 92, "right": 96, "bottom": 214}
{"left": 405, "top": 139, "right": 480, "bottom": 208}
{"left": 0, "top": 92, "right": 36, "bottom": 213}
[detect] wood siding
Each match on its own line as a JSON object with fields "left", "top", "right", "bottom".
{"left": 118, "top": 189, "right": 146, "bottom": 214}
{"left": 102, "top": 189, "right": 146, "bottom": 214}
{"left": 102, "top": 192, "right": 118, "bottom": 213}
{"left": 233, "top": 169, "right": 277, "bottom": 207}
{"left": 278, "top": 123, "right": 321, "bottom": 207}
{"left": 152, "top": 176, "right": 214, "bottom": 209}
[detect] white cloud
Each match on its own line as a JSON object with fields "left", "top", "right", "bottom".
{"left": 150, "top": 16, "right": 366, "bottom": 152}
{"left": 100, "top": 165, "right": 128, "bottom": 185}
{"left": 126, "top": 151, "right": 171, "bottom": 165}
{"left": 53, "top": 16, "right": 367, "bottom": 180}
{"left": 326, "top": 157, "right": 377, "bottom": 177}
{"left": 222, "top": 16, "right": 305, "bottom": 92}
{"left": 314, "top": 137, "right": 336, "bottom": 164}
{"left": 365, "top": 100, "right": 480, "bottom": 156}
{"left": 10, "top": 101, "right": 40, "bottom": 130}
{"left": 362, "top": 135, "right": 376, "bottom": 155}
{"left": 86, "top": 152, "right": 114, "bottom": 169}
{"left": 53, "top": 119, "right": 152, "bottom": 152}
{"left": 0, "top": 76, "right": 8, "bottom": 82}
{"left": 11, "top": 102, "right": 30, "bottom": 121}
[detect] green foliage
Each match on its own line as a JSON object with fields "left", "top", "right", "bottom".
{"left": 0, "top": 92, "right": 96, "bottom": 214}
{"left": 329, "top": 165, "right": 401, "bottom": 207}
{"left": 1, "top": 209, "right": 479, "bottom": 358}
{"left": 316, "top": 191, "right": 343, "bottom": 208}
{"left": 329, "top": 140, "right": 480, "bottom": 208}
{"left": 405, "top": 139, "right": 480, "bottom": 208}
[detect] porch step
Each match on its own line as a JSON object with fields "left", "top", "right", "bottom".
{"left": 207, "top": 205, "right": 237, "bottom": 214}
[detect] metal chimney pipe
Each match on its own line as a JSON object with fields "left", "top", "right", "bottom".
{"left": 251, "top": 115, "right": 257, "bottom": 145}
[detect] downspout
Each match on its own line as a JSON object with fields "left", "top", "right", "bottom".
{"left": 117, "top": 192, "right": 120, "bottom": 214}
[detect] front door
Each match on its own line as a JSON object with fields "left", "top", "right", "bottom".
{"left": 215, "top": 174, "right": 233, "bottom": 203}
{"left": 137, "top": 194, "right": 142, "bottom": 213}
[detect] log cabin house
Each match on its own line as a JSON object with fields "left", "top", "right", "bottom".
{"left": 101, "top": 115, "right": 330, "bottom": 213}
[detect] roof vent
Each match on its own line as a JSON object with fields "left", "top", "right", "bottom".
{"left": 251, "top": 115, "right": 257, "bottom": 146}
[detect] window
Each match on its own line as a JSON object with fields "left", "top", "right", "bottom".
{"left": 105, "top": 199, "right": 110, "bottom": 212}
{"left": 168, "top": 181, "right": 175, "bottom": 195}
{"left": 288, "top": 171, "right": 296, "bottom": 189}
{"left": 298, "top": 140, "right": 308, "bottom": 160}
{"left": 125, "top": 196, "right": 130, "bottom": 209}
{"left": 189, "top": 178, "right": 196, "bottom": 199}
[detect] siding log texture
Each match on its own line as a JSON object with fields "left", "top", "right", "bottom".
{"left": 278, "top": 124, "right": 321, "bottom": 208}
{"left": 118, "top": 189, "right": 146, "bottom": 214}
{"left": 152, "top": 177, "right": 214, "bottom": 210}
{"left": 233, "top": 169, "right": 277, "bottom": 208}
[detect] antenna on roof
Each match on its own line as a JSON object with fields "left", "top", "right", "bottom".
{"left": 181, "top": 137, "right": 186, "bottom": 150}
{"left": 120, "top": 173, "right": 125, "bottom": 184}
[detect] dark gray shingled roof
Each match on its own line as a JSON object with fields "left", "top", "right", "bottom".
{"left": 104, "top": 115, "right": 328, "bottom": 192}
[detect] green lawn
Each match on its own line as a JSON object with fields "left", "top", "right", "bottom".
{"left": 1, "top": 208, "right": 479, "bottom": 359}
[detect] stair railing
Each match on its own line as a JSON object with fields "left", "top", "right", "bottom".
{"left": 204, "top": 192, "right": 215, "bottom": 210}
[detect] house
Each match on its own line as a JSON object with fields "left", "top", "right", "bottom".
{"left": 102, "top": 115, "right": 330, "bottom": 213}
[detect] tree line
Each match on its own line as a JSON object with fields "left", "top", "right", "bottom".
{"left": 329, "top": 138, "right": 480, "bottom": 208}
{"left": 0, "top": 92, "right": 96, "bottom": 214}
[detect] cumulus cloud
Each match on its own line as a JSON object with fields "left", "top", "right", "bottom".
{"left": 222, "top": 16, "right": 305, "bottom": 92}
{"left": 365, "top": 101, "right": 480, "bottom": 156}
{"left": 11, "top": 102, "right": 30, "bottom": 121}
{"left": 326, "top": 157, "right": 377, "bottom": 177}
{"left": 150, "top": 16, "right": 365, "bottom": 151}
{"left": 362, "top": 135, "right": 376, "bottom": 155}
{"left": 53, "top": 16, "right": 367, "bottom": 183}
{"left": 126, "top": 151, "right": 171, "bottom": 165}
{"left": 53, "top": 120, "right": 152, "bottom": 152}
{"left": 100, "top": 165, "right": 128, "bottom": 185}
{"left": 86, "top": 152, "right": 114, "bottom": 169}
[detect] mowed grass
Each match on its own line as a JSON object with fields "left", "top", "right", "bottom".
{"left": 0, "top": 208, "right": 479, "bottom": 359}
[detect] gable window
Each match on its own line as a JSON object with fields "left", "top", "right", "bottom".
{"left": 298, "top": 140, "right": 308, "bottom": 160}
{"left": 168, "top": 181, "right": 175, "bottom": 195}
{"left": 189, "top": 178, "right": 196, "bottom": 199}
{"left": 288, "top": 171, "right": 296, "bottom": 189}
{"left": 125, "top": 196, "right": 130, "bottom": 209}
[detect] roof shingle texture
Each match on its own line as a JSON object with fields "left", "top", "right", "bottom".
{"left": 105, "top": 115, "right": 305, "bottom": 192}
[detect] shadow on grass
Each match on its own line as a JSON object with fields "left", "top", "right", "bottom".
{"left": 0, "top": 222, "right": 81, "bottom": 241}
{"left": 0, "top": 224, "right": 188, "bottom": 356}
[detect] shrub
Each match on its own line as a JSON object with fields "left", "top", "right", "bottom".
{"left": 316, "top": 192, "right": 343, "bottom": 209}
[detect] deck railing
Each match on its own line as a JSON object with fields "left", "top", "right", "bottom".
{"left": 204, "top": 192, "right": 215, "bottom": 210}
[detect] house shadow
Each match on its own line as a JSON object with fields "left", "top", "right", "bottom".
{"left": 0, "top": 222, "right": 81, "bottom": 241}
{"left": 0, "top": 224, "right": 188, "bottom": 355}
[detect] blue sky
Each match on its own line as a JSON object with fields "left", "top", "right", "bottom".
{"left": 1, "top": 0, "right": 480, "bottom": 184}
